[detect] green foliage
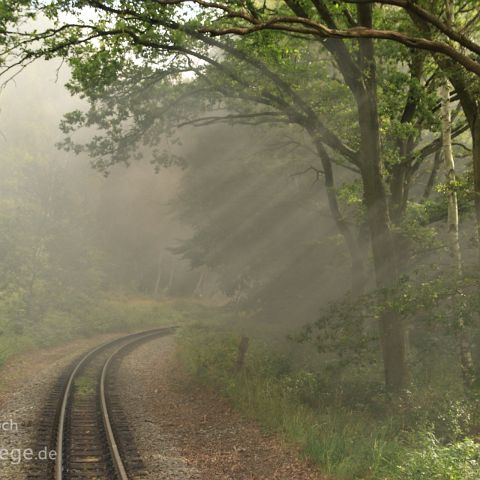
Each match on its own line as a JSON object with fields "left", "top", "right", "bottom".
{"left": 337, "top": 180, "right": 365, "bottom": 225}
{"left": 280, "top": 370, "right": 323, "bottom": 407}
{"left": 434, "top": 170, "right": 474, "bottom": 214}
{"left": 0, "top": 297, "right": 206, "bottom": 367}
{"left": 395, "top": 201, "right": 439, "bottom": 254}
{"left": 393, "top": 434, "right": 480, "bottom": 480}
{"left": 0, "top": 139, "right": 105, "bottom": 332}
{"left": 299, "top": 266, "right": 480, "bottom": 385}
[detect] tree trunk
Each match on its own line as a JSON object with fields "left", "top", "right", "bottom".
{"left": 355, "top": 4, "right": 408, "bottom": 393}
{"left": 472, "top": 116, "right": 480, "bottom": 254}
{"left": 163, "top": 259, "right": 176, "bottom": 296}
{"left": 360, "top": 127, "right": 408, "bottom": 393}
{"left": 193, "top": 267, "right": 207, "bottom": 296}
{"left": 440, "top": 79, "right": 475, "bottom": 387}
{"left": 310, "top": 134, "right": 366, "bottom": 295}
{"left": 440, "top": 81, "right": 462, "bottom": 270}
{"left": 153, "top": 252, "right": 163, "bottom": 296}
{"left": 438, "top": 0, "right": 480, "bottom": 259}
{"left": 423, "top": 150, "right": 442, "bottom": 199}
{"left": 390, "top": 137, "right": 415, "bottom": 226}
{"left": 389, "top": 161, "right": 408, "bottom": 225}
{"left": 390, "top": 53, "right": 424, "bottom": 225}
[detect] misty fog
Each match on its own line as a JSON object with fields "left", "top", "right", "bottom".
{"left": 2, "top": 3, "right": 480, "bottom": 480}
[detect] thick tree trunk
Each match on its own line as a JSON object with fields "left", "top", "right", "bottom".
{"left": 355, "top": 4, "right": 408, "bottom": 393}
{"left": 359, "top": 118, "right": 408, "bottom": 393}
{"left": 472, "top": 116, "right": 480, "bottom": 252}
{"left": 308, "top": 2, "right": 408, "bottom": 393}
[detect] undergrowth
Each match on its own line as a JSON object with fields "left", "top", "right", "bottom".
{"left": 0, "top": 296, "right": 210, "bottom": 367}
{"left": 177, "top": 322, "right": 480, "bottom": 480}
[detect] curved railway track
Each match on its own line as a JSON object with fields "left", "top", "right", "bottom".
{"left": 28, "top": 327, "right": 176, "bottom": 480}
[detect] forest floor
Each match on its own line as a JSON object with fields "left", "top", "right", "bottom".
{"left": 0, "top": 332, "right": 324, "bottom": 479}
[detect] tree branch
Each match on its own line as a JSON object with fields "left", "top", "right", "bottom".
{"left": 177, "top": 112, "right": 287, "bottom": 127}
{"left": 291, "top": 165, "right": 325, "bottom": 185}
{"left": 342, "top": 0, "right": 480, "bottom": 57}
{"left": 196, "top": 13, "right": 480, "bottom": 77}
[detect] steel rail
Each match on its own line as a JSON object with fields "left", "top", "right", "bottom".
{"left": 100, "top": 328, "right": 176, "bottom": 480}
{"left": 54, "top": 327, "right": 176, "bottom": 480}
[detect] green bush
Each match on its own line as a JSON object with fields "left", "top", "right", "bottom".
{"left": 280, "top": 370, "right": 323, "bottom": 407}
{"left": 393, "top": 434, "right": 480, "bottom": 480}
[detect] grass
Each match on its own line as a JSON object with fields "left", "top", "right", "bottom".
{"left": 176, "top": 320, "right": 480, "bottom": 480}
{"left": 75, "top": 376, "right": 96, "bottom": 397}
{"left": 235, "top": 376, "right": 401, "bottom": 478}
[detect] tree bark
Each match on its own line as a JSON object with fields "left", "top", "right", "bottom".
{"left": 440, "top": 81, "right": 462, "bottom": 270}
{"left": 472, "top": 116, "right": 480, "bottom": 253}
{"left": 359, "top": 108, "right": 408, "bottom": 393}
{"left": 440, "top": 1, "right": 476, "bottom": 388}
{"left": 423, "top": 150, "right": 442, "bottom": 199}
{"left": 440, "top": 79, "right": 475, "bottom": 387}
{"left": 295, "top": 0, "right": 408, "bottom": 392}
{"left": 389, "top": 161, "right": 409, "bottom": 225}
{"left": 389, "top": 54, "right": 424, "bottom": 225}
{"left": 355, "top": 4, "right": 408, "bottom": 394}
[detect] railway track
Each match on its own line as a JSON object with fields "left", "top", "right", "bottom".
{"left": 27, "top": 327, "right": 176, "bottom": 480}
